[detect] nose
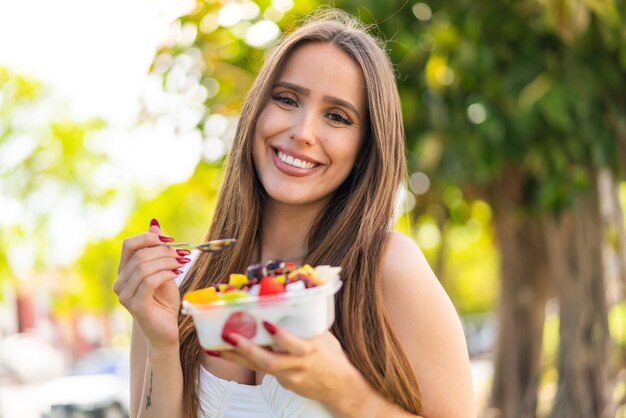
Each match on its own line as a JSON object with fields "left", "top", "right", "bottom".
{"left": 289, "top": 110, "right": 318, "bottom": 146}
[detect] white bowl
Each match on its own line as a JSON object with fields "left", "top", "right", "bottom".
{"left": 182, "top": 266, "right": 342, "bottom": 350}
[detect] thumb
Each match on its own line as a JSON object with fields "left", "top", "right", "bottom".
{"left": 148, "top": 218, "right": 161, "bottom": 234}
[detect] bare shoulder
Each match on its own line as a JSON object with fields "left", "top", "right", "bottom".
{"left": 381, "top": 231, "right": 432, "bottom": 288}
{"left": 380, "top": 231, "right": 476, "bottom": 418}
{"left": 380, "top": 232, "right": 442, "bottom": 308}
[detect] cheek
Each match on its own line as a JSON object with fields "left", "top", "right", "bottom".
{"left": 251, "top": 133, "right": 264, "bottom": 173}
{"left": 341, "top": 137, "right": 363, "bottom": 169}
{"left": 255, "top": 104, "right": 284, "bottom": 140}
{"left": 255, "top": 108, "right": 268, "bottom": 137}
{"left": 252, "top": 109, "right": 271, "bottom": 161}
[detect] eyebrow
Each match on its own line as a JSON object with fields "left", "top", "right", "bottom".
{"left": 274, "top": 80, "right": 362, "bottom": 120}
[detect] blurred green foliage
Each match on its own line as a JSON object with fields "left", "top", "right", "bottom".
{"left": 0, "top": 67, "right": 106, "bottom": 301}
{"left": 335, "top": 0, "right": 625, "bottom": 213}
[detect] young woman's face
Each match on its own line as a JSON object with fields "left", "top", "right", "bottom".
{"left": 252, "top": 42, "right": 367, "bottom": 208}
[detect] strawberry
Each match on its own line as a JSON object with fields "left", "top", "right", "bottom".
{"left": 222, "top": 311, "right": 257, "bottom": 339}
{"left": 259, "top": 277, "right": 286, "bottom": 296}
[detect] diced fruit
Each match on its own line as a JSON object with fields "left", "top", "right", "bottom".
{"left": 246, "top": 263, "right": 266, "bottom": 282}
{"left": 229, "top": 274, "right": 249, "bottom": 287}
{"left": 259, "top": 277, "right": 286, "bottom": 296}
{"left": 184, "top": 262, "right": 334, "bottom": 307}
{"left": 218, "top": 284, "right": 239, "bottom": 292}
{"left": 219, "top": 290, "right": 249, "bottom": 300}
{"left": 282, "top": 262, "right": 296, "bottom": 275}
{"left": 265, "top": 259, "right": 284, "bottom": 272}
{"left": 300, "top": 264, "right": 315, "bottom": 276}
{"left": 184, "top": 287, "right": 218, "bottom": 304}
{"left": 222, "top": 311, "right": 257, "bottom": 339}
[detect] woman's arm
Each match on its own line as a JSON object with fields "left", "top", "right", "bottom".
{"left": 130, "top": 320, "right": 148, "bottom": 416}
{"left": 130, "top": 322, "right": 184, "bottom": 418}
{"left": 114, "top": 223, "right": 186, "bottom": 418}
{"left": 135, "top": 342, "right": 183, "bottom": 417}
{"left": 380, "top": 232, "right": 476, "bottom": 418}
{"left": 323, "top": 367, "right": 421, "bottom": 418}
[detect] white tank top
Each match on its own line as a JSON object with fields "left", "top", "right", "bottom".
{"left": 177, "top": 252, "right": 333, "bottom": 418}
{"left": 197, "top": 366, "right": 332, "bottom": 417}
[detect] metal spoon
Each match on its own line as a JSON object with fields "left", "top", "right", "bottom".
{"left": 162, "top": 238, "right": 236, "bottom": 252}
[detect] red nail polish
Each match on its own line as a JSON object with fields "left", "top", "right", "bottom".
{"left": 222, "top": 333, "right": 238, "bottom": 346}
{"left": 150, "top": 218, "right": 160, "bottom": 228}
{"left": 159, "top": 234, "right": 175, "bottom": 242}
{"left": 262, "top": 320, "right": 277, "bottom": 335}
{"left": 205, "top": 350, "right": 221, "bottom": 357}
{"left": 176, "top": 257, "right": 191, "bottom": 264}
{"left": 172, "top": 269, "right": 183, "bottom": 274}
{"left": 176, "top": 249, "right": 191, "bottom": 256}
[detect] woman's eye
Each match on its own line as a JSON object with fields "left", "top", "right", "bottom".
{"left": 272, "top": 94, "right": 298, "bottom": 107}
{"left": 326, "top": 111, "right": 353, "bottom": 126}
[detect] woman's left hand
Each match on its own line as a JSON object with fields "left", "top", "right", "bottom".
{"left": 217, "top": 324, "right": 360, "bottom": 406}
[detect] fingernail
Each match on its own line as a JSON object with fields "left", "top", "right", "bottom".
{"left": 205, "top": 350, "right": 221, "bottom": 357}
{"left": 262, "top": 320, "right": 277, "bottom": 335}
{"left": 150, "top": 218, "right": 160, "bottom": 228}
{"left": 159, "top": 234, "right": 175, "bottom": 242}
{"left": 176, "top": 249, "right": 191, "bottom": 256}
{"left": 172, "top": 269, "right": 183, "bottom": 274}
{"left": 222, "top": 333, "right": 238, "bottom": 347}
{"left": 176, "top": 257, "right": 191, "bottom": 264}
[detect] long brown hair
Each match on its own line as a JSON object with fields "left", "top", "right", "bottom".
{"left": 178, "top": 8, "right": 422, "bottom": 416}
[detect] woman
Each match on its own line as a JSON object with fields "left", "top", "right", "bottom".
{"left": 114, "top": 9, "right": 475, "bottom": 418}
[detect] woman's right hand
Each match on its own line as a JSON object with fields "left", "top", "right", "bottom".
{"left": 113, "top": 220, "right": 190, "bottom": 351}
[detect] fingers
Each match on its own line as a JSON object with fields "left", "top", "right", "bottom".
{"left": 115, "top": 255, "right": 183, "bottom": 306}
{"left": 220, "top": 333, "right": 297, "bottom": 373}
{"left": 118, "top": 232, "right": 163, "bottom": 273}
{"left": 118, "top": 218, "right": 173, "bottom": 273}
{"left": 260, "top": 321, "right": 312, "bottom": 356}
{"left": 220, "top": 324, "right": 315, "bottom": 374}
{"left": 132, "top": 270, "right": 180, "bottom": 312}
{"left": 148, "top": 217, "right": 161, "bottom": 235}
{"left": 114, "top": 218, "right": 185, "bottom": 305}
{"left": 119, "top": 243, "right": 181, "bottom": 280}
{"left": 217, "top": 348, "right": 263, "bottom": 371}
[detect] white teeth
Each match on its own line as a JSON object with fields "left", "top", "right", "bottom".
{"left": 277, "top": 150, "right": 316, "bottom": 169}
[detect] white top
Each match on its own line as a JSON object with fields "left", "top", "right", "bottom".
{"left": 197, "top": 366, "right": 332, "bottom": 418}
{"left": 177, "top": 252, "right": 332, "bottom": 418}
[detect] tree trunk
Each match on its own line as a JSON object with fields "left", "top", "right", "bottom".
{"left": 544, "top": 173, "right": 612, "bottom": 418}
{"left": 598, "top": 168, "right": 626, "bottom": 305}
{"left": 489, "top": 169, "right": 552, "bottom": 418}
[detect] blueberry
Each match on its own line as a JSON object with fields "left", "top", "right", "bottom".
{"left": 265, "top": 259, "right": 284, "bottom": 272}
{"left": 246, "top": 263, "right": 266, "bottom": 282}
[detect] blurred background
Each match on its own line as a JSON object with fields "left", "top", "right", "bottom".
{"left": 0, "top": 0, "right": 625, "bottom": 417}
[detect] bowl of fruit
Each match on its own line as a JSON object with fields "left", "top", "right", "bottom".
{"left": 181, "top": 260, "right": 342, "bottom": 350}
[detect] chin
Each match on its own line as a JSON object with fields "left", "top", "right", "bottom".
{"left": 263, "top": 186, "right": 327, "bottom": 207}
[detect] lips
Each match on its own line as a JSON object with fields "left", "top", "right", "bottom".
{"left": 276, "top": 149, "right": 319, "bottom": 169}
{"left": 271, "top": 147, "right": 321, "bottom": 176}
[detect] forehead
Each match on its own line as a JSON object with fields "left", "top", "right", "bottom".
{"left": 277, "top": 42, "right": 366, "bottom": 110}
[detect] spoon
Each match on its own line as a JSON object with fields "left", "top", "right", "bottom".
{"left": 162, "top": 238, "right": 236, "bottom": 252}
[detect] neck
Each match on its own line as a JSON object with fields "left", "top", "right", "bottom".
{"left": 258, "top": 199, "right": 327, "bottom": 265}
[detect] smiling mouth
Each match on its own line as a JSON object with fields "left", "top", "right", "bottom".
{"left": 275, "top": 149, "right": 319, "bottom": 169}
